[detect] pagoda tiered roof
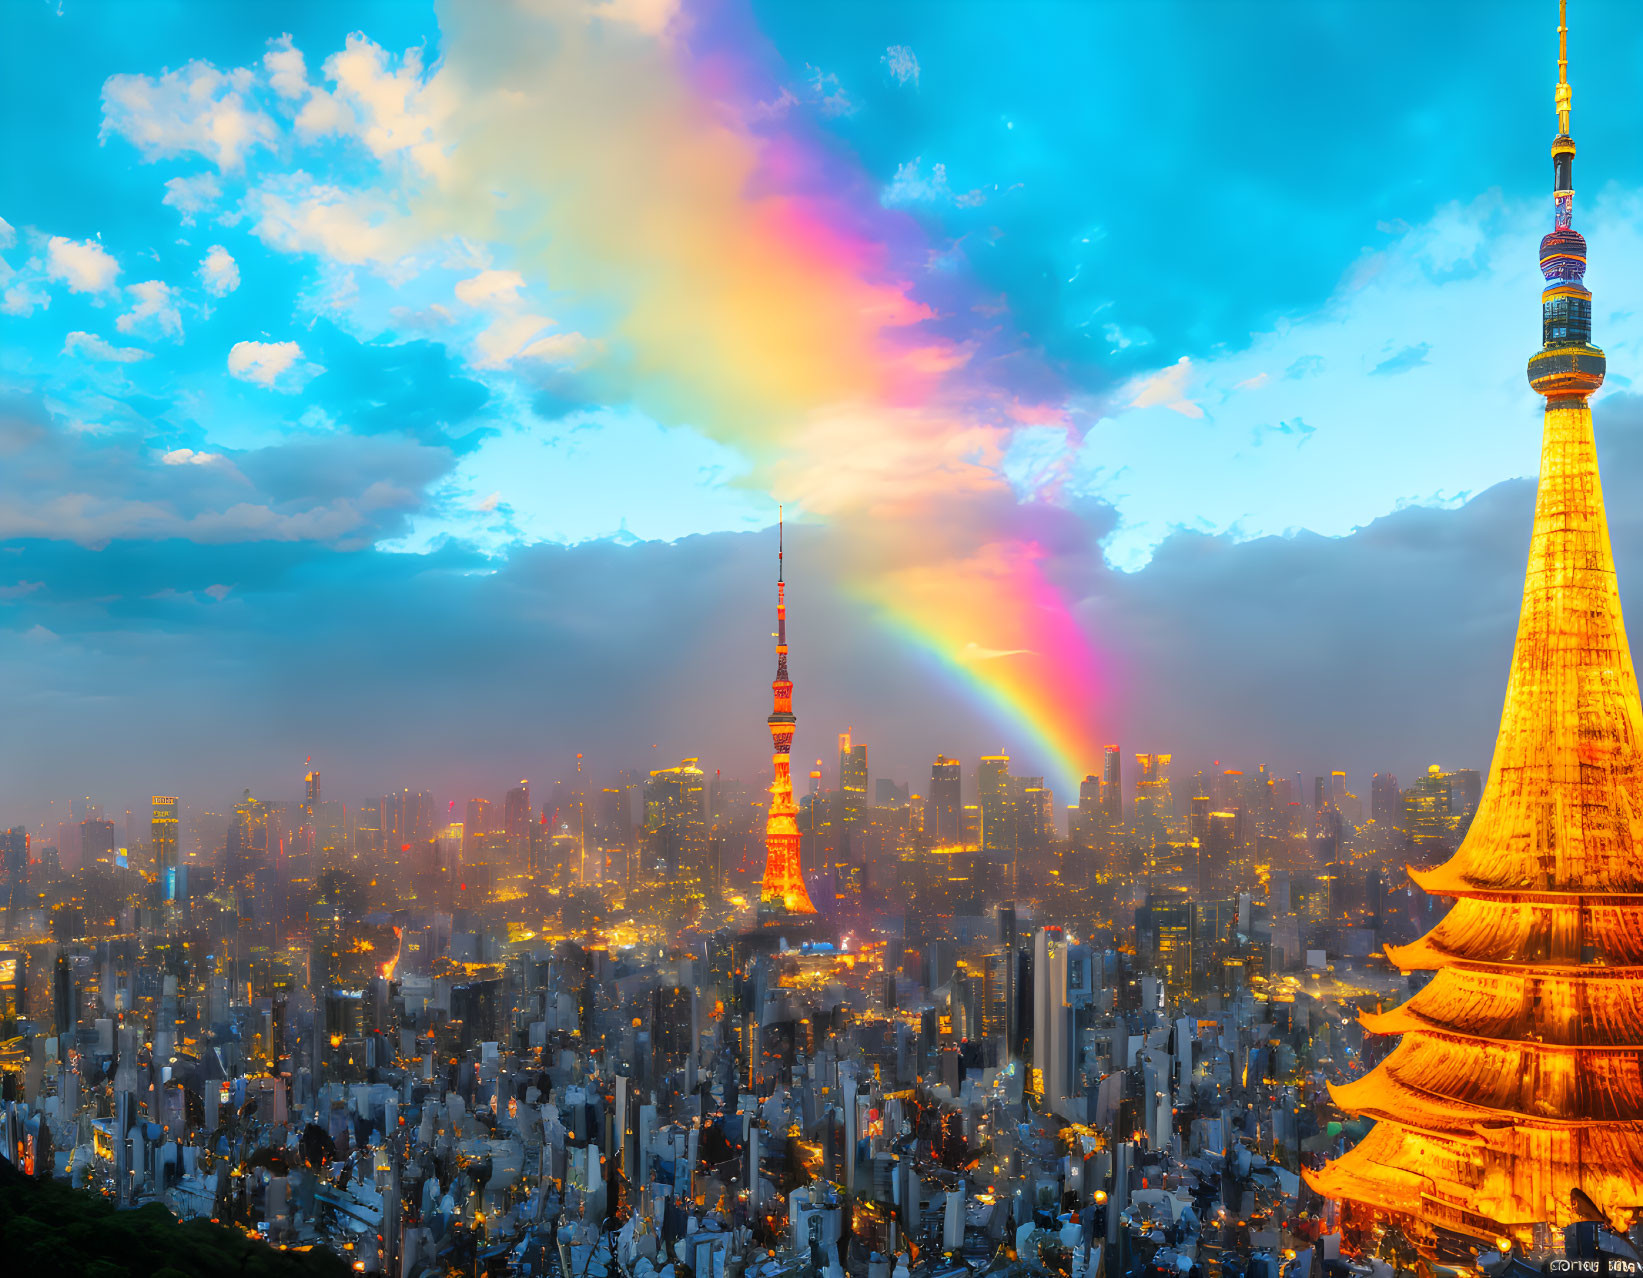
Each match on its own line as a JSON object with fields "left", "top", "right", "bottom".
{"left": 1310, "top": 9, "right": 1643, "bottom": 1237}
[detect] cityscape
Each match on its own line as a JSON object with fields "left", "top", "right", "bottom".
{"left": 3, "top": 1, "right": 1643, "bottom": 1278}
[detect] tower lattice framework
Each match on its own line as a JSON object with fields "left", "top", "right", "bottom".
{"left": 1310, "top": 0, "right": 1643, "bottom": 1248}
{"left": 761, "top": 514, "right": 816, "bottom": 916}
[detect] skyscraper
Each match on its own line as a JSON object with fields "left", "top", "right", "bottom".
{"left": 838, "top": 732, "right": 868, "bottom": 821}
{"left": 929, "top": 756, "right": 962, "bottom": 845}
{"left": 644, "top": 759, "right": 707, "bottom": 911}
{"left": 1314, "top": 6, "right": 1643, "bottom": 1242}
{"left": 503, "top": 781, "right": 531, "bottom": 838}
{"left": 152, "top": 796, "right": 179, "bottom": 901}
{"left": 1133, "top": 752, "right": 1172, "bottom": 821}
{"left": 759, "top": 515, "right": 815, "bottom": 916}
{"left": 1369, "top": 771, "right": 1401, "bottom": 827}
{"left": 1101, "top": 745, "right": 1121, "bottom": 825}
{"left": 978, "top": 755, "right": 1012, "bottom": 859}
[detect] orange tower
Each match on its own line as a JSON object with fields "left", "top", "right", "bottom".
{"left": 760, "top": 512, "right": 816, "bottom": 916}
{"left": 1311, "top": 0, "right": 1643, "bottom": 1249}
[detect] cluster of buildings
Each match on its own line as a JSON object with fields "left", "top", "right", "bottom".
{"left": 0, "top": 517, "right": 1504, "bottom": 1278}
{"left": 1, "top": 8, "right": 1641, "bottom": 1278}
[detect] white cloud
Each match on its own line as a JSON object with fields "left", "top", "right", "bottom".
{"left": 882, "top": 45, "right": 920, "bottom": 87}
{"left": 471, "top": 313, "right": 592, "bottom": 368}
{"left": 263, "top": 33, "right": 310, "bottom": 99}
{"left": 161, "top": 448, "right": 228, "bottom": 466}
{"left": 882, "top": 157, "right": 985, "bottom": 210}
{"left": 248, "top": 178, "right": 412, "bottom": 269}
{"left": 162, "top": 173, "right": 222, "bottom": 225}
{"left": 586, "top": 0, "right": 680, "bottom": 36}
{"left": 100, "top": 61, "right": 278, "bottom": 171}
{"left": 454, "top": 268, "right": 525, "bottom": 309}
{"left": 1, "top": 285, "right": 48, "bottom": 317}
{"left": 314, "top": 35, "right": 452, "bottom": 176}
{"left": 263, "top": 34, "right": 356, "bottom": 140}
{"left": 519, "top": 330, "right": 594, "bottom": 365}
{"left": 116, "top": 279, "right": 183, "bottom": 339}
{"left": 0, "top": 217, "right": 14, "bottom": 251}
{"left": 805, "top": 65, "right": 854, "bottom": 118}
{"left": 1127, "top": 355, "right": 1202, "bottom": 418}
{"left": 227, "top": 339, "right": 306, "bottom": 388}
{"left": 45, "top": 236, "right": 120, "bottom": 293}
{"left": 199, "top": 244, "right": 240, "bottom": 296}
{"left": 63, "top": 331, "right": 151, "bottom": 363}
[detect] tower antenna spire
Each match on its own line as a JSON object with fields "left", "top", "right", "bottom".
{"left": 778, "top": 505, "right": 783, "bottom": 584}
{"left": 1557, "top": 0, "right": 1571, "bottom": 135}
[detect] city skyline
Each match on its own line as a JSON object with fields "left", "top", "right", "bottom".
{"left": 8, "top": 3, "right": 1643, "bottom": 806}
{"left": 7, "top": 4, "right": 1643, "bottom": 1273}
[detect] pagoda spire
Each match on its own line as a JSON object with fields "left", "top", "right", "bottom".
{"left": 1311, "top": 2, "right": 1643, "bottom": 1247}
{"left": 760, "top": 509, "right": 816, "bottom": 917}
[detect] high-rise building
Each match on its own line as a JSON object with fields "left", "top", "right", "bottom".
{"left": 838, "top": 732, "right": 868, "bottom": 822}
{"left": 503, "top": 781, "right": 531, "bottom": 838}
{"left": 1370, "top": 772, "right": 1402, "bottom": 827}
{"left": 1133, "top": 753, "right": 1172, "bottom": 821}
{"left": 1315, "top": 11, "right": 1643, "bottom": 1241}
{"left": 929, "top": 756, "right": 962, "bottom": 846}
{"left": 979, "top": 755, "right": 1012, "bottom": 859}
{"left": 79, "top": 818, "right": 116, "bottom": 867}
{"left": 759, "top": 516, "right": 815, "bottom": 916}
{"left": 2, "top": 828, "right": 28, "bottom": 919}
{"left": 152, "top": 796, "right": 179, "bottom": 900}
{"left": 1076, "top": 774, "right": 1103, "bottom": 851}
{"left": 1101, "top": 745, "right": 1122, "bottom": 825}
{"left": 1401, "top": 764, "right": 1462, "bottom": 860}
{"left": 644, "top": 760, "right": 707, "bottom": 912}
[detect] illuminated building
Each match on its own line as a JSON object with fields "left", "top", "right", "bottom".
{"left": 838, "top": 731, "right": 868, "bottom": 829}
{"left": 978, "top": 755, "right": 1012, "bottom": 860}
{"left": 759, "top": 515, "right": 816, "bottom": 916}
{"left": 1, "top": 828, "right": 26, "bottom": 915}
{"left": 1133, "top": 752, "right": 1172, "bottom": 822}
{"left": 929, "top": 755, "right": 962, "bottom": 845}
{"left": 79, "top": 818, "right": 116, "bottom": 868}
{"left": 1075, "top": 774, "right": 1102, "bottom": 852}
{"left": 0, "top": 950, "right": 24, "bottom": 1020}
{"left": 1101, "top": 744, "right": 1122, "bottom": 825}
{"left": 152, "top": 796, "right": 179, "bottom": 901}
{"left": 1011, "top": 775, "right": 1052, "bottom": 855}
{"left": 1400, "top": 764, "right": 1465, "bottom": 861}
{"left": 1137, "top": 891, "right": 1194, "bottom": 1000}
{"left": 1313, "top": 6, "right": 1643, "bottom": 1244}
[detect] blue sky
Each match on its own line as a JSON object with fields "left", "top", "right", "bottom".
{"left": 2, "top": 0, "right": 1642, "bottom": 821}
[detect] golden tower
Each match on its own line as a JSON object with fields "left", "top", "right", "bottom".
{"left": 760, "top": 511, "right": 817, "bottom": 916}
{"left": 1309, "top": 0, "right": 1643, "bottom": 1250}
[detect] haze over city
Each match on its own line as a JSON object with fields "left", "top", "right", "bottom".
{"left": 6, "top": 3, "right": 1643, "bottom": 1278}
{"left": 8, "top": 2, "right": 1643, "bottom": 815}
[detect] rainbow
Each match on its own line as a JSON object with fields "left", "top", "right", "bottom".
{"left": 852, "top": 538, "right": 1105, "bottom": 796}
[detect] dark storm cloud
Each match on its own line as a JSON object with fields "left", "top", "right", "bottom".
{"left": 8, "top": 396, "right": 1643, "bottom": 824}
{"left": 0, "top": 393, "right": 449, "bottom": 552}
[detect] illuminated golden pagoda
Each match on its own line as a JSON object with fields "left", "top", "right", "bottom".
{"left": 1310, "top": 0, "right": 1643, "bottom": 1249}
